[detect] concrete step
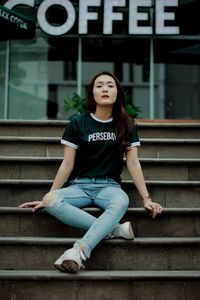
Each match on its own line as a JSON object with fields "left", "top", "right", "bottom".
{"left": 0, "top": 136, "right": 200, "bottom": 158}
{"left": 1, "top": 270, "right": 199, "bottom": 300}
{"left": 0, "top": 120, "right": 66, "bottom": 138}
{"left": 0, "top": 179, "right": 199, "bottom": 207}
{"left": 124, "top": 180, "right": 200, "bottom": 208}
{"left": 0, "top": 137, "right": 200, "bottom": 158}
{"left": 138, "top": 138, "right": 200, "bottom": 158}
{"left": 0, "top": 120, "right": 200, "bottom": 138}
{"left": 0, "top": 121, "right": 199, "bottom": 299}
{"left": 123, "top": 158, "right": 200, "bottom": 181}
{"left": 0, "top": 137, "right": 62, "bottom": 157}
{"left": 137, "top": 122, "right": 200, "bottom": 139}
{"left": 0, "top": 156, "right": 199, "bottom": 181}
{"left": 1, "top": 207, "right": 200, "bottom": 238}
{"left": 0, "top": 237, "right": 200, "bottom": 271}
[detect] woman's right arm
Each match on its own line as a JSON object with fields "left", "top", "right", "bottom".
{"left": 19, "top": 145, "right": 76, "bottom": 211}
{"left": 50, "top": 145, "right": 76, "bottom": 191}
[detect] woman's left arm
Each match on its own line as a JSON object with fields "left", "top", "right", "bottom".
{"left": 126, "top": 147, "right": 163, "bottom": 218}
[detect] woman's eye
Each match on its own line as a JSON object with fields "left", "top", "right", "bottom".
{"left": 95, "top": 84, "right": 115, "bottom": 88}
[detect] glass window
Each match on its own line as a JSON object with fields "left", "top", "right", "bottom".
{"left": 154, "top": 38, "right": 200, "bottom": 119}
{"left": 8, "top": 37, "right": 49, "bottom": 119}
{"left": 3, "top": 35, "right": 79, "bottom": 120}
{"left": 1, "top": 1, "right": 200, "bottom": 121}
{"left": 0, "top": 41, "right": 7, "bottom": 119}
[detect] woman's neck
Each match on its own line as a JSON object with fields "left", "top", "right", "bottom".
{"left": 93, "top": 106, "right": 113, "bottom": 121}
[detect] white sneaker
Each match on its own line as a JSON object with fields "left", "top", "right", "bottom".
{"left": 54, "top": 244, "right": 86, "bottom": 273}
{"left": 106, "top": 221, "right": 134, "bottom": 240}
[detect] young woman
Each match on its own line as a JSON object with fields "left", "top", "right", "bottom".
{"left": 19, "top": 71, "right": 163, "bottom": 273}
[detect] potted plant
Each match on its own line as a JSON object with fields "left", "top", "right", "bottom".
{"left": 64, "top": 91, "right": 141, "bottom": 119}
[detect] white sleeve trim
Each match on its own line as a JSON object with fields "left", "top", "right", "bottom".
{"left": 130, "top": 141, "right": 141, "bottom": 147}
{"left": 61, "top": 139, "right": 78, "bottom": 149}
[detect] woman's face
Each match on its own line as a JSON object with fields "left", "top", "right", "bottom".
{"left": 93, "top": 74, "right": 118, "bottom": 107}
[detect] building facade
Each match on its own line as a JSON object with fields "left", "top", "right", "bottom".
{"left": 0, "top": 0, "right": 200, "bottom": 120}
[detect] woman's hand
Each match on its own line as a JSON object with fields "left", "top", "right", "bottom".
{"left": 18, "top": 201, "right": 44, "bottom": 212}
{"left": 126, "top": 148, "right": 163, "bottom": 219}
{"left": 143, "top": 198, "right": 163, "bottom": 219}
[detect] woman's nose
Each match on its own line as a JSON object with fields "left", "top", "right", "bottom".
{"left": 102, "top": 86, "right": 108, "bottom": 92}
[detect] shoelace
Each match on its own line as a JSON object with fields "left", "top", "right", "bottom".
{"left": 74, "top": 244, "right": 86, "bottom": 268}
{"left": 105, "top": 225, "right": 121, "bottom": 239}
{"left": 105, "top": 233, "right": 115, "bottom": 239}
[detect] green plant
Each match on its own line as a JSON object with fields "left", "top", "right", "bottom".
{"left": 64, "top": 93, "right": 86, "bottom": 114}
{"left": 123, "top": 90, "right": 141, "bottom": 118}
{"left": 125, "top": 103, "right": 141, "bottom": 118}
{"left": 64, "top": 91, "right": 141, "bottom": 118}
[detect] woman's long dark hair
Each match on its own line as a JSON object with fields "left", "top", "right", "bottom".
{"left": 86, "top": 71, "right": 135, "bottom": 151}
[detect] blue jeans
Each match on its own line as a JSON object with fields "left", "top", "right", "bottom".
{"left": 45, "top": 178, "right": 129, "bottom": 258}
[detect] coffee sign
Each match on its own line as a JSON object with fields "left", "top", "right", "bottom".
{"left": 0, "top": 4, "right": 35, "bottom": 40}
{"left": 4, "top": 0, "right": 180, "bottom": 36}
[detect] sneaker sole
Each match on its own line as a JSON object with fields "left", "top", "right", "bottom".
{"left": 62, "top": 260, "right": 80, "bottom": 273}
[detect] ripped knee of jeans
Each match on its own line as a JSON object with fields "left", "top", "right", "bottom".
{"left": 42, "top": 191, "right": 58, "bottom": 208}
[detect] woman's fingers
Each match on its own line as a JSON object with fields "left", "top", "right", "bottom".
{"left": 144, "top": 202, "right": 163, "bottom": 219}
{"left": 18, "top": 201, "right": 43, "bottom": 212}
{"left": 32, "top": 202, "right": 44, "bottom": 212}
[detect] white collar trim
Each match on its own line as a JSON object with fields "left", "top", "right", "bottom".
{"left": 90, "top": 113, "right": 113, "bottom": 123}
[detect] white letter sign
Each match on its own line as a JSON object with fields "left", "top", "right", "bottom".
{"left": 103, "top": 0, "right": 126, "bottom": 34}
{"left": 4, "top": 0, "right": 34, "bottom": 9}
{"left": 79, "top": 0, "right": 101, "bottom": 34}
{"left": 4, "top": 0, "right": 180, "bottom": 36}
{"left": 37, "top": 0, "right": 76, "bottom": 36}
{"left": 156, "top": 0, "right": 179, "bottom": 34}
{"left": 129, "top": 0, "right": 152, "bottom": 34}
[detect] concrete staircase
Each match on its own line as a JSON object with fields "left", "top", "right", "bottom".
{"left": 0, "top": 120, "right": 200, "bottom": 300}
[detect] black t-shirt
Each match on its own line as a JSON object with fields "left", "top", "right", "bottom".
{"left": 61, "top": 112, "right": 140, "bottom": 183}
